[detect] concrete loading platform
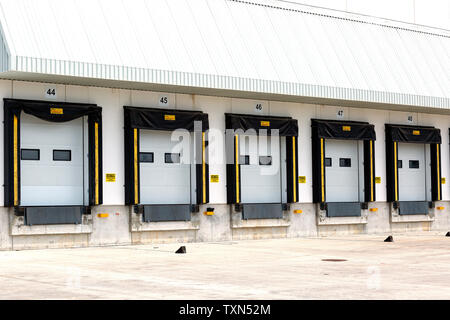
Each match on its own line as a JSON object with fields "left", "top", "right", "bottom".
{"left": 0, "top": 233, "right": 449, "bottom": 300}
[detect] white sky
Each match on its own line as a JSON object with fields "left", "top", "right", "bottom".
{"left": 280, "top": 0, "right": 450, "bottom": 30}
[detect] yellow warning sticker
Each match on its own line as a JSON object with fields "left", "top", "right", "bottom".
{"left": 375, "top": 177, "right": 381, "bottom": 184}
{"left": 298, "top": 176, "right": 306, "bottom": 183}
{"left": 105, "top": 173, "right": 116, "bottom": 182}
{"left": 413, "top": 130, "right": 420, "bottom": 135}
{"left": 50, "top": 107, "right": 63, "bottom": 114}
{"left": 342, "top": 126, "right": 351, "bottom": 131}
{"left": 164, "top": 114, "right": 175, "bottom": 121}
{"left": 210, "top": 175, "right": 219, "bottom": 183}
{"left": 260, "top": 121, "right": 270, "bottom": 127}
{"left": 441, "top": 178, "right": 446, "bottom": 184}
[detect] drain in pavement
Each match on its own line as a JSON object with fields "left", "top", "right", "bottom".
{"left": 322, "top": 259, "right": 347, "bottom": 262}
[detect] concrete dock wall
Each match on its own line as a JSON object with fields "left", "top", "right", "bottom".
{"left": 0, "top": 79, "right": 449, "bottom": 250}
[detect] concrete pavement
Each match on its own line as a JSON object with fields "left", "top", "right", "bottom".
{"left": 0, "top": 233, "right": 449, "bottom": 299}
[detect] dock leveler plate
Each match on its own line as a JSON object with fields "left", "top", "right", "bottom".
{"left": 398, "top": 201, "right": 429, "bottom": 215}
{"left": 142, "top": 204, "right": 191, "bottom": 222}
{"left": 326, "top": 202, "right": 362, "bottom": 217}
{"left": 24, "top": 206, "right": 84, "bottom": 226}
{"left": 241, "top": 203, "right": 283, "bottom": 220}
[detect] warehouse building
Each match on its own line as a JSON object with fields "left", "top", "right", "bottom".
{"left": 0, "top": 0, "right": 449, "bottom": 250}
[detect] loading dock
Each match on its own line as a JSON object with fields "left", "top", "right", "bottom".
{"left": 311, "top": 119, "right": 376, "bottom": 217}
{"left": 3, "top": 99, "right": 103, "bottom": 225}
{"left": 385, "top": 124, "right": 441, "bottom": 215}
{"left": 124, "top": 106, "right": 209, "bottom": 222}
{"left": 225, "top": 113, "right": 298, "bottom": 219}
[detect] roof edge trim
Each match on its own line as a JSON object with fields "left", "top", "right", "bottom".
{"left": 0, "top": 7, "right": 10, "bottom": 73}
{"left": 232, "top": 0, "right": 450, "bottom": 38}
{"left": 5, "top": 55, "right": 450, "bottom": 110}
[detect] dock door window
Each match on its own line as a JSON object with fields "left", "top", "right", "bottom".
{"left": 259, "top": 156, "right": 272, "bottom": 166}
{"left": 164, "top": 153, "right": 181, "bottom": 164}
{"left": 409, "top": 160, "right": 420, "bottom": 169}
{"left": 339, "top": 158, "right": 351, "bottom": 167}
{"left": 53, "top": 150, "right": 72, "bottom": 161}
{"left": 139, "top": 152, "right": 154, "bottom": 163}
{"left": 240, "top": 155, "right": 250, "bottom": 165}
{"left": 21, "top": 149, "right": 40, "bottom": 161}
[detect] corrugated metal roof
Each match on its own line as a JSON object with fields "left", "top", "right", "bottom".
{"left": 0, "top": 0, "right": 448, "bottom": 109}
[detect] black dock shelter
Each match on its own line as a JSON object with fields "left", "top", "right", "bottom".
{"left": 385, "top": 124, "right": 441, "bottom": 215}
{"left": 123, "top": 106, "right": 209, "bottom": 222}
{"left": 311, "top": 119, "right": 376, "bottom": 217}
{"left": 225, "top": 113, "right": 298, "bottom": 219}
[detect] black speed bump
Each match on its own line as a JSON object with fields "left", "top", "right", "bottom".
{"left": 384, "top": 235, "right": 394, "bottom": 242}
{"left": 175, "top": 246, "right": 186, "bottom": 254}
